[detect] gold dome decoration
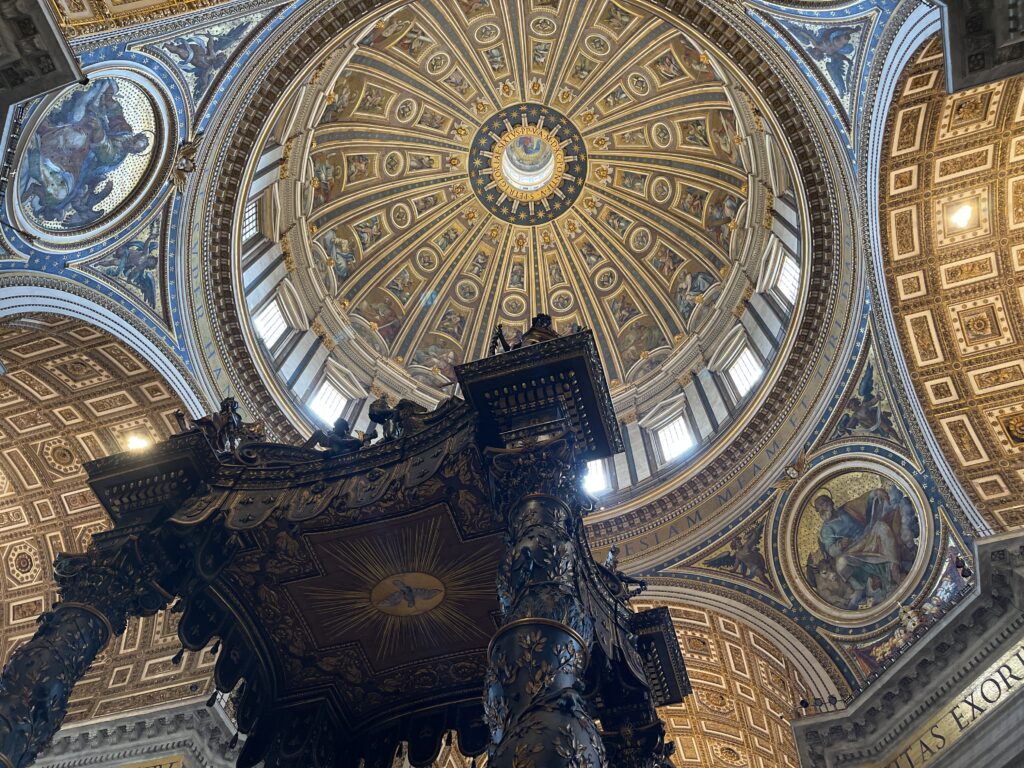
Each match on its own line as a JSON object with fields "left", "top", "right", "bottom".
{"left": 290, "top": 0, "right": 785, "bottom": 394}
{"left": 489, "top": 123, "right": 569, "bottom": 204}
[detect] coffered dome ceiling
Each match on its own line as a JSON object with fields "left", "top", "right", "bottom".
{"left": 224, "top": 0, "right": 802, "bottom": 415}
{"left": 294, "top": 0, "right": 776, "bottom": 392}
{"left": 191, "top": 0, "right": 856, "bottom": 559}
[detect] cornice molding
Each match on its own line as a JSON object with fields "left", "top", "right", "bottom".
{"left": 794, "top": 531, "right": 1024, "bottom": 767}
{"left": 68, "top": 0, "right": 285, "bottom": 52}
{"left": 36, "top": 701, "right": 238, "bottom": 768}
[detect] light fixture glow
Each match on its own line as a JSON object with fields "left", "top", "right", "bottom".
{"left": 126, "top": 434, "right": 152, "bottom": 451}
{"left": 950, "top": 203, "right": 974, "bottom": 230}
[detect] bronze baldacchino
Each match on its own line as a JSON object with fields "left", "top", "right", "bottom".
{"left": 0, "top": 316, "right": 689, "bottom": 768}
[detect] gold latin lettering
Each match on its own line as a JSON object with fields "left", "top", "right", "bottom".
{"left": 882, "top": 639, "right": 1024, "bottom": 764}
{"left": 980, "top": 677, "right": 1002, "bottom": 704}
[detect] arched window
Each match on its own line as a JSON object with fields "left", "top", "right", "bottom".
{"left": 727, "top": 346, "right": 764, "bottom": 398}
{"left": 583, "top": 459, "right": 611, "bottom": 495}
{"left": 308, "top": 379, "right": 348, "bottom": 426}
{"left": 241, "top": 199, "right": 260, "bottom": 243}
{"left": 775, "top": 253, "right": 800, "bottom": 305}
{"left": 252, "top": 297, "right": 288, "bottom": 350}
{"left": 656, "top": 414, "right": 695, "bottom": 462}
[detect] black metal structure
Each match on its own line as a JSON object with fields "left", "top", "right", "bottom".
{"left": 0, "top": 317, "right": 689, "bottom": 768}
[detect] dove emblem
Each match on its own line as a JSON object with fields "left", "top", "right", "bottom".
{"left": 370, "top": 572, "right": 446, "bottom": 616}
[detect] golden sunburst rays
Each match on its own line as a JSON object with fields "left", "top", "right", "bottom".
{"left": 300, "top": 516, "right": 496, "bottom": 662}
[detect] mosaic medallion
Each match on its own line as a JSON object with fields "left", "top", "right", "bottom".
{"left": 780, "top": 457, "right": 932, "bottom": 625}
{"left": 17, "top": 76, "right": 161, "bottom": 233}
{"left": 469, "top": 103, "right": 586, "bottom": 224}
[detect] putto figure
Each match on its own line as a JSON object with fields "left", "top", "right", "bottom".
{"left": 192, "top": 397, "right": 244, "bottom": 452}
{"left": 304, "top": 416, "right": 364, "bottom": 456}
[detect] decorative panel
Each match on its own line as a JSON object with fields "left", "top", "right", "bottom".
{"left": 0, "top": 315, "right": 212, "bottom": 721}
{"left": 879, "top": 36, "right": 1024, "bottom": 530}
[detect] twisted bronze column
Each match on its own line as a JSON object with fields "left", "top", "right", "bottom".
{"left": 484, "top": 436, "right": 605, "bottom": 768}
{"left": 0, "top": 547, "right": 172, "bottom": 768}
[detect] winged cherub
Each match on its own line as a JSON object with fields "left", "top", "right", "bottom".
{"left": 835, "top": 363, "right": 895, "bottom": 439}
{"left": 788, "top": 25, "right": 858, "bottom": 99}
{"left": 705, "top": 519, "right": 770, "bottom": 585}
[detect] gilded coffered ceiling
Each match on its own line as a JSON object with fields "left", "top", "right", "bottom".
{"left": 0, "top": 315, "right": 213, "bottom": 720}
{"left": 47, "top": 0, "right": 234, "bottom": 38}
{"left": 289, "top": 0, "right": 792, "bottom": 393}
{"left": 880, "top": 35, "right": 1024, "bottom": 531}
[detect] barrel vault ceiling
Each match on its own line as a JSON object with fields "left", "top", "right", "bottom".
{"left": 0, "top": 315, "right": 216, "bottom": 721}
{"left": 880, "top": 35, "right": 1024, "bottom": 532}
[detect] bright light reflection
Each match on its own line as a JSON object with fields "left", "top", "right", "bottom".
{"left": 583, "top": 459, "right": 610, "bottom": 495}
{"left": 950, "top": 203, "right": 974, "bottom": 230}
{"left": 126, "top": 434, "right": 152, "bottom": 451}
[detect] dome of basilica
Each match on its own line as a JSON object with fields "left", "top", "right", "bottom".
{"left": 186, "top": 0, "right": 855, "bottom": 560}
{"left": 300, "top": 2, "right": 780, "bottom": 393}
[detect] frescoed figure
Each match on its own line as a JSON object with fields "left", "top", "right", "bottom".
{"left": 509, "top": 261, "right": 525, "bottom": 289}
{"left": 609, "top": 293, "right": 640, "bottom": 326}
{"left": 438, "top": 307, "right": 467, "bottom": 339}
{"left": 354, "top": 216, "right": 384, "bottom": 251}
{"left": 650, "top": 245, "right": 684, "bottom": 280}
{"left": 801, "top": 473, "right": 921, "bottom": 611}
{"left": 355, "top": 295, "right": 402, "bottom": 347}
{"left": 619, "top": 321, "right": 666, "bottom": 373}
{"left": 785, "top": 23, "right": 859, "bottom": 100}
{"left": 412, "top": 339, "right": 459, "bottom": 379}
{"left": 673, "top": 270, "right": 715, "bottom": 322}
{"left": 158, "top": 17, "right": 258, "bottom": 102}
{"left": 680, "top": 187, "right": 707, "bottom": 218}
{"left": 548, "top": 259, "right": 565, "bottom": 285}
{"left": 385, "top": 268, "right": 415, "bottom": 304}
{"left": 318, "top": 77, "right": 353, "bottom": 124}
{"left": 322, "top": 229, "right": 357, "bottom": 284}
{"left": 579, "top": 241, "right": 603, "bottom": 269}
{"left": 91, "top": 220, "right": 161, "bottom": 309}
{"left": 468, "top": 251, "right": 489, "bottom": 277}
{"left": 311, "top": 153, "right": 342, "bottom": 208}
{"left": 602, "top": 4, "right": 633, "bottom": 32}
{"left": 19, "top": 78, "right": 153, "bottom": 229}
{"left": 358, "top": 16, "right": 406, "bottom": 48}
{"left": 706, "top": 192, "right": 740, "bottom": 251}
{"left": 397, "top": 25, "right": 432, "bottom": 58}
{"left": 458, "top": 0, "right": 492, "bottom": 18}
{"left": 679, "top": 39, "right": 714, "bottom": 81}
{"left": 682, "top": 119, "right": 709, "bottom": 147}
{"left": 834, "top": 362, "right": 897, "bottom": 440}
{"left": 653, "top": 52, "right": 683, "bottom": 82}
{"left": 710, "top": 111, "right": 741, "bottom": 165}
